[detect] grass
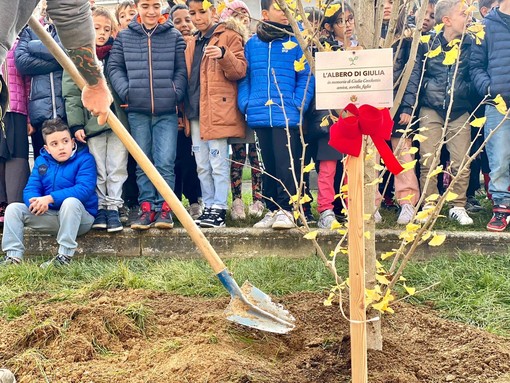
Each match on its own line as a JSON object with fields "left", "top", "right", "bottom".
{"left": 1, "top": 253, "right": 510, "bottom": 337}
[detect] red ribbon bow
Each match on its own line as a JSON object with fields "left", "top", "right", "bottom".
{"left": 328, "top": 103, "right": 404, "bottom": 175}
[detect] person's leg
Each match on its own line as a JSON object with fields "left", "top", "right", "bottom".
{"left": 0, "top": 162, "right": 6, "bottom": 206}
{"left": 104, "top": 130, "right": 128, "bottom": 211}
{"left": 181, "top": 133, "right": 201, "bottom": 204}
{"left": 87, "top": 134, "right": 108, "bottom": 209}
{"left": 391, "top": 137, "right": 420, "bottom": 206}
{"left": 191, "top": 119, "right": 214, "bottom": 208}
{"left": 230, "top": 143, "right": 245, "bottom": 201}
{"left": 208, "top": 138, "right": 229, "bottom": 210}
{"left": 174, "top": 130, "right": 186, "bottom": 201}
{"left": 4, "top": 112, "right": 29, "bottom": 203}
{"left": 272, "top": 128, "right": 300, "bottom": 212}
{"left": 123, "top": 153, "right": 139, "bottom": 207}
{"left": 2, "top": 202, "right": 33, "bottom": 261}
{"left": 254, "top": 128, "right": 277, "bottom": 212}
{"left": 247, "top": 142, "right": 263, "bottom": 202}
{"left": 317, "top": 160, "right": 337, "bottom": 213}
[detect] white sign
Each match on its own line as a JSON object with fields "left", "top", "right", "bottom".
{"left": 315, "top": 49, "right": 394, "bottom": 110}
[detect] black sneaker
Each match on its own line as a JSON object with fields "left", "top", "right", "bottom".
{"left": 119, "top": 205, "right": 129, "bottom": 224}
{"left": 107, "top": 210, "right": 123, "bottom": 232}
{"left": 487, "top": 205, "right": 510, "bottom": 232}
{"left": 300, "top": 209, "right": 316, "bottom": 225}
{"left": 200, "top": 208, "right": 226, "bottom": 228}
{"left": 40, "top": 254, "right": 72, "bottom": 269}
{"left": 194, "top": 207, "right": 211, "bottom": 225}
{"left": 92, "top": 209, "right": 108, "bottom": 229}
{"left": 154, "top": 202, "right": 174, "bottom": 229}
{"left": 131, "top": 202, "right": 156, "bottom": 230}
{"left": 466, "top": 196, "right": 483, "bottom": 213}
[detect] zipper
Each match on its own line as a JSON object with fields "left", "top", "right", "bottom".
{"left": 52, "top": 162, "right": 60, "bottom": 190}
{"left": 267, "top": 41, "right": 273, "bottom": 127}
{"left": 50, "top": 72, "right": 57, "bottom": 118}
{"left": 148, "top": 36, "right": 155, "bottom": 115}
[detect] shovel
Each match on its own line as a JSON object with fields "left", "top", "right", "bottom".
{"left": 28, "top": 16, "right": 295, "bottom": 334}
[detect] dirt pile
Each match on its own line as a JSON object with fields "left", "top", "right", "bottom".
{"left": 0, "top": 290, "right": 509, "bottom": 383}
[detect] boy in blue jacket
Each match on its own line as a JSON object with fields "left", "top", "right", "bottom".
{"left": 107, "top": 0, "right": 187, "bottom": 230}
{"left": 238, "top": 0, "right": 314, "bottom": 230}
{"left": 0, "top": 118, "right": 98, "bottom": 267}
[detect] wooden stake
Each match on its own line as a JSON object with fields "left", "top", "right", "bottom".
{"left": 346, "top": 152, "right": 368, "bottom": 383}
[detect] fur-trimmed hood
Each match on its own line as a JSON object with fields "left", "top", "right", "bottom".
{"left": 216, "top": 17, "right": 251, "bottom": 43}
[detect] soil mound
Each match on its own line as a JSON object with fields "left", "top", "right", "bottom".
{"left": 0, "top": 290, "right": 509, "bottom": 383}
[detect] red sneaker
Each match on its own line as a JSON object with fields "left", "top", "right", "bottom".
{"left": 487, "top": 205, "right": 510, "bottom": 232}
{"left": 130, "top": 202, "right": 156, "bottom": 230}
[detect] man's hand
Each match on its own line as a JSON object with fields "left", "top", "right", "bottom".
{"left": 29, "top": 195, "right": 54, "bottom": 216}
{"left": 204, "top": 45, "right": 223, "bottom": 59}
{"left": 74, "top": 129, "right": 87, "bottom": 143}
{"left": 82, "top": 78, "right": 113, "bottom": 126}
{"left": 399, "top": 113, "right": 412, "bottom": 126}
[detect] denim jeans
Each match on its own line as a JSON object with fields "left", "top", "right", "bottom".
{"left": 190, "top": 119, "right": 229, "bottom": 209}
{"left": 88, "top": 130, "right": 128, "bottom": 210}
{"left": 128, "top": 112, "right": 178, "bottom": 210}
{"left": 484, "top": 105, "right": 510, "bottom": 206}
{"left": 1, "top": 198, "right": 94, "bottom": 260}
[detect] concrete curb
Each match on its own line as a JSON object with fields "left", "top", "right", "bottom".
{"left": 8, "top": 227, "right": 510, "bottom": 259}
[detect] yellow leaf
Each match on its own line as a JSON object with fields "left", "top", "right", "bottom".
{"left": 443, "top": 44, "right": 459, "bottom": 65}
{"left": 415, "top": 209, "right": 432, "bottom": 221}
{"left": 282, "top": 40, "right": 298, "bottom": 50}
{"left": 325, "top": 3, "right": 340, "bottom": 17}
{"left": 293, "top": 210, "right": 300, "bottom": 220}
{"left": 337, "top": 229, "right": 347, "bottom": 235}
{"left": 216, "top": 1, "right": 226, "bottom": 15}
{"left": 331, "top": 220, "right": 342, "bottom": 230}
{"left": 406, "top": 223, "right": 420, "bottom": 232}
{"left": 341, "top": 184, "right": 348, "bottom": 193}
{"left": 399, "top": 276, "right": 406, "bottom": 281}
{"left": 468, "top": 23, "right": 484, "bottom": 33}
{"left": 426, "top": 45, "right": 442, "bottom": 59}
{"left": 402, "top": 147, "right": 419, "bottom": 155}
{"left": 445, "top": 191, "right": 458, "bottom": 201}
{"left": 494, "top": 94, "right": 508, "bottom": 115}
{"left": 413, "top": 133, "right": 428, "bottom": 143}
{"left": 320, "top": 115, "right": 329, "bottom": 127}
{"left": 470, "top": 116, "right": 486, "bottom": 128}
{"left": 381, "top": 251, "right": 395, "bottom": 260}
{"left": 434, "top": 23, "right": 444, "bottom": 33}
{"left": 421, "top": 230, "right": 432, "bottom": 240}
{"left": 289, "top": 194, "right": 299, "bottom": 204}
{"left": 464, "top": 4, "right": 476, "bottom": 14}
{"left": 398, "top": 194, "right": 415, "bottom": 202}
{"left": 425, "top": 193, "right": 440, "bottom": 202}
{"left": 447, "top": 38, "right": 461, "bottom": 47}
{"left": 475, "top": 29, "right": 485, "bottom": 43}
{"left": 273, "top": 1, "right": 281, "bottom": 10}
{"left": 376, "top": 274, "right": 390, "bottom": 285}
{"left": 363, "top": 213, "right": 371, "bottom": 221}
{"left": 303, "top": 161, "right": 315, "bottom": 173}
{"left": 323, "top": 292, "right": 335, "bottom": 306}
{"left": 420, "top": 34, "right": 431, "bottom": 44}
{"left": 300, "top": 194, "right": 312, "bottom": 204}
{"left": 294, "top": 59, "right": 305, "bottom": 72}
{"left": 374, "top": 163, "right": 384, "bottom": 171}
{"left": 364, "top": 231, "right": 371, "bottom": 239}
{"left": 386, "top": 307, "right": 395, "bottom": 314}
{"left": 403, "top": 283, "right": 416, "bottom": 296}
{"left": 399, "top": 230, "right": 416, "bottom": 242}
{"left": 429, "top": 233, "right": 446, "bottom": 246}
{"left": 203, "top": 0, "right": 213, "bottom": 10}
{"left": 323, "top": 41, "right": 332, "bottom": 51}
{"left": 401, "top": 159, "right": 417, "bottom": 173}
{"left": 426, "top": 165, "right": 443, "bottom": 179}
{"left": 366, "top": 177, "right": 383, "bottom": 186}
{"left": 265, "top": 99, "right": 275, "bottom": 106}
{"left": 304, "top": 230, "right": 318, "bottom": 240}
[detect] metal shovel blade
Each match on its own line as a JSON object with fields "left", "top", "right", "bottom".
{"left": 218, "top": 270, "right": 295, "bottom": 334}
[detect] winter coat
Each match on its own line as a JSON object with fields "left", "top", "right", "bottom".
{"left": 15, "top": 23, "right": 66, "bottom": 128}
{"left": 470, "top": 7, "right": 510, "bottom": 104}
{"left": 413, "top": 32, "right": 473, "bottom": 119}
{"left": 23, "top": 145, "right": 98, "bottom": 217}
{"left": 1, "top": 42, "right": 30, "bottom": 116}
{"left": 237, "top": 30, "right": 314, "bottom": 129}
{"left": 107, "top": 15, "right": 187, "bottom": 116}
{"left": 184, "top": 19, "right": 247, "bottom": 141}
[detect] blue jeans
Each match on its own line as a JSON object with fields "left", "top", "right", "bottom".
{"left": 128, "top": 112, "right": 178, "bottom": 210}
{"left": 485, "top": 105, "right": 510, "bottom": 206}
{"left": 190, "top": 119, "right": 229, "bottom": 209}
{"left": 1, "top": 198, "right": 94, "bottom": 260}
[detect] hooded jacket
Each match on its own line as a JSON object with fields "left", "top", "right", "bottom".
{"left": 184, "top": 19, "right": 247, "bottom": 141}
{"left": 107, "top": 15, "right": 187, "bottom": 116}
{"left": 23, "top": 144, "right": 98, "bottom": 216}
{"left": 470, "top": 7, "right": 510, "bottom": 104}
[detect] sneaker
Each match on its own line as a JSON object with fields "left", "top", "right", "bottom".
{"left": 302, "top": 209, "right": 317, "bottom": 225}
{"left": 253, "top": 211, "right": 277, "bottom": 228}
{"left": 272, "top": 210, "right": 295, "bottom": 230}
{"left": 0, "top": 255, "right": 21, "bottom": 266}
{"left": 119, "top": 205, "right": 129, "bottom": 224}
{"left": 0, "top": 202, "right": 7, "bottom": 225}
{"left": 127, "top": 205, "right": 140, "bottom": 226}
{"left": 397, "top": 204, "right": 415, "bottom": 225}
{"left": 248, "top": 200, "right": 265, "bottom": 218}
{"left": 465, "top": 196, "right": 483, "bottom": 213}
{"left": 130, "top": 202, "right": 156, "bottom": 230}
{"left": 230, "top": 198, "right": 246, "bottom": 220}
{"left": 154, "top": 202, "right": 174, "bottom": 229}
{"left": 449, "top": 206, "right": 473, "bottom": 226}
{"left": 200, "top": 208, "right": 226, "bottom": 228}
{"left": 92, "top": 209, "right": 108, "bottom": 229}
{"left": 188, "top": 203, "right": 203, "bottom": 220}
{"left": 317, "top": 209, "right": 338, "bottom": 229}
{"left": 374, "top": 209, "right": 382, "bottom": 224}
{"left": 195, "top": 207, "right": 211, "bottom": 225}
{"left": 40, "top": 254, "right": 71, "bottom": 269}
{"left": 107, "top": 210, "right": 123, "bottom": 232}
{"left": 486, "top": 205, "right": 510, "bottom": 232}
{"left": 381, "top": 197, "right": 398, "bottom": 212}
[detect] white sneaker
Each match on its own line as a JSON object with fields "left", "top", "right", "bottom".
{"left": 230, "top": 198, "right": 246, "bottom": 220}
{"left": 188, "top": 203, "right": 203, "bottom": 220}
{"left": 374, "top": 209, "right": 382, "bottom": 224}
{"left": 449, "top": 206, "right": 473, "bottom": 225}
{"left": 248, "top": 200, "right": 265, "bottom": 218}
{"left": 397, "top": 204, "right": 415, "bottom": 225}
{"left": 272, "top": 210, "right": 295, "bottom": 230}
{"left": 317, "top": 209, "right": 338, "bottom": 229}
{"left": 253, "top": 211, "right": 277, "bottom": 228}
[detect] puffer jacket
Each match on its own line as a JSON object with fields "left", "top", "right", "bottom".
{"left": 107, "top": 15, "right": 187, "bottom": 116}
{"left": 470, "top": 7, "right": 510, "bottom": 104}
{"left": 15, "top": 23, "right": 66, "bottom": 127}
{"left": 414, "top": 32, "right": 473, "bottom": 119}
{"left": 23, "top": 145, "right": 98, "bottom": 217}
{"left": 237, "top": 29, "right": 314, "bottom": 129}
{"left": 1, "top": 41, "right": 30, "bottom": 115}
{"left": 184, "top": 19, "right": 247, "bottom": 141}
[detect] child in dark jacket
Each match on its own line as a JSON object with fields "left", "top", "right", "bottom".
{"left": 238, "top": 0, "right": 314, "bottom": 230}
{"left": 1, "top": 118, "right": 98, "bottom": 268}
{"left": 107, "top": 0, "right": 187, "bottom": 230}
{"left": 63, "top": 7, "right": 128, "bottom": 233}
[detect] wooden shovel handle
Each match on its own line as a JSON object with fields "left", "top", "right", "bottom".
{"left": 27, "top": 16, "right": 226, "bottom": 273}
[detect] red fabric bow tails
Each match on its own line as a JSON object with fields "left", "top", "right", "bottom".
{"left": 328, "top": 103, "right": 404, "bottom": 175}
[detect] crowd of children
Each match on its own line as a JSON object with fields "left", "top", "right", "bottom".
{"left": 1, "top": 0, "right": 510, "bottom": 266}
